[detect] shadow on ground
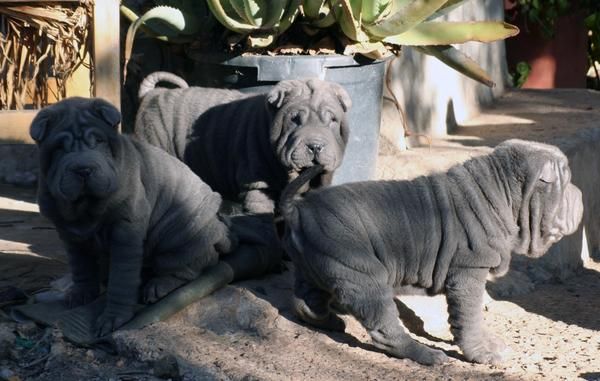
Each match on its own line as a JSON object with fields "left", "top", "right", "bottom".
{"left": 496, "top": 265, "right": 600, "bottom": 331}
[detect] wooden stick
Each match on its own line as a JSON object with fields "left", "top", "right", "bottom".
{"left": 92, "top": 0, "right": 120, "bottom": 113}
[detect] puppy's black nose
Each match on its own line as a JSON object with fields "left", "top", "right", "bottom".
{"left": 307, "top": 143, "right": 324, "bottom": 154}
{"left": 74, "top": 167, "right": 93, "bottom": 178}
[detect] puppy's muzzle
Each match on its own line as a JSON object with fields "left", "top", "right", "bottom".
{"left": 554, "top": 183, "right": 583, "bottom": 237}
{"left": 72, "top": 165, "right": 95, "bottom": 180}
{"left": 307, "top": 142, "right": 325, "bottom": 155}
{"left": 306, "top": 141, "right": 327, "bottom": 164}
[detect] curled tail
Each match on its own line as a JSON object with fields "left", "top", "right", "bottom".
{"left": 138, "top": 71, "right": 189, "bottom": 99}
{"left": 279, "top": 165, "right": 325, "bottom": 223}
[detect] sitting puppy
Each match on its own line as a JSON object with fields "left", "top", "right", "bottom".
{"left": 133, "top": 72, "right": 351, "bottom": 214}
{"left": 280, "top": 140, "right": 583, "bottom": 365}
{"left": 31, "top": 97, "right": 236, "bottom": 337}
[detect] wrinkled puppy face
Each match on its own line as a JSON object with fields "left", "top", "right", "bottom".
{"left": 267, "top": 79, "right": 351, "bottom": 173}
{"left": 500, "top": 140, "right": 584, "bottom": 257}
{"left": 30, "top": 97, "right": 121, "bottom": 203}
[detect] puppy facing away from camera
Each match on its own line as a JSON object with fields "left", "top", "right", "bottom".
{"left": 133, "top": 72, "right": 352, "bottom": 214}
{"left": 31, "top": 97, "right": 236, "bottom": 337}
{"left": 280, "top": 140, "right": 583, "bottom": 365}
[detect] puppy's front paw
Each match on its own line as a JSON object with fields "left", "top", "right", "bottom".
{"left": 372, "top": 332, "right": 449, "bottom": 366}
{"left": 95, "top": 310, "right": 134, "bottom": 337}
{"left": 243, "top": 191, "right": 275, "bottom": 215}
{"left": 461, "top": 334, "right": 509, "bottom": 364}
{"left": 66, "top": 285, "right": 99, "bottom": 308}
{"left": 409, "top": 345, "right": 449, "bottom": 366}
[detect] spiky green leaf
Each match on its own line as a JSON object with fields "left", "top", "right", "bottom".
{"left": 365, "top": 0, "right": 449, "bottom": 38}
{"left": 426, "top": 0, "right": 468, "bottom": 19}
{"left": 336, "top": 0, "right": 372, "bottom": 42}
{"left": 415, "top": 45, "right": 495, "bottom": 87}
{"left": 384, "top": 21, "right": 519, "bottom": 45}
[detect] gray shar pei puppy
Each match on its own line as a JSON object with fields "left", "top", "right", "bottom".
{"left": 133, "top": 72, "right": 351, "bottom": 214}
{"left": 280, "top": 140, "right": 583, "bottom": 365}
{"left": 31, "top": 97, "right": 236, "bottom": 337}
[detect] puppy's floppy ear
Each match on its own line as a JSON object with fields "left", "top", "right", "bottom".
{"left": 267, "top": 80, "right": 309, "bottom": 109}
{"left": 330, "top": 83, "right": 352, "bottom": 112}
{"left": 92, "top": 98, "right": 121, "bottom": 129}
{"left": 29, "top": 108, "right": 52, "bottom": 144}
{"left": 539, "top": 160, "right": 558, "bottom": 183}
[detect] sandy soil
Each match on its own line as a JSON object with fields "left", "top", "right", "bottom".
{"left": 1, "top": 89, "right": 600, "bottom": 380}
{"left": 1, "top": 138, "right": 599, "bottom": 380}
{"left": 1, "top": 259, "right": 599, "bottom": 381}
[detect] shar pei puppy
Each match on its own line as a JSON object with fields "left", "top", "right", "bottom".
{"left": 280, "top": 140, "right": 583, "bottom": 365}
{"left": 133, "top": 72, "right": 351, "bottom": 214}
{"left": 31, "top": 97, "right": 236, "bottom": 337}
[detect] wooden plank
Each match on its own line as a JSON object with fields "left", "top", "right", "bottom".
{"left": 0, "top": 110, "right": 36, "bottom": 143}
{"left": 92, "top": 0, "right": 120, "bottom": 111}
{"left": 0, "top": 1, "right": 121, "bottom": 140}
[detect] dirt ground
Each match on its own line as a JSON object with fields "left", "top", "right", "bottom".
{"left": 1, "top": 89, "right": 600, "bottom": 380}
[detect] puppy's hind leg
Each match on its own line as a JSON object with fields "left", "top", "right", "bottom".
{"left": 143, "top": 245, "right": 219, "bottom": 304}
{"left": 339, "top": 286, "right": 448, "bottom": 365}
{"left": 293, "top": 269, "right": 345, "bottom": 332}
{"left": 143, "top": 265, "right": 201, "bottom": 304}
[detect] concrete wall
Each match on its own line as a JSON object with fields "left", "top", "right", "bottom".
{"left": 382, "top": 0, "right": 510, "bottom": 148}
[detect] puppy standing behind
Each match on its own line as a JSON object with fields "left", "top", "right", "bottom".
{"left": 280, "top": 140, "right": 583, "bottom": 365}
{"left": 31, "top": 97, "right": 236, "bottom": 336}
{"left": 133, "top": 72, "right": 352, "bottom": 214}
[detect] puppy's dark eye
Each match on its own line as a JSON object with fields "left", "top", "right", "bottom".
{"left": 62, "top": 136, "right": 73, "bottom": 151}
{"left": 85, "top": 131, "right": 105, "bottom": 148}
{"left": 291, "top": 112, "right": 303, "bottom": 126}
{"left": 322, "top": 110, "right": 337, "bottom": 125}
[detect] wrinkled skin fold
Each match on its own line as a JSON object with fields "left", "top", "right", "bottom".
{"left": 280, "top": 139, "right": 583, "bottom": 365}
{"left": 32, "top": 97, "right": 236, "bottom": 337}
{"left": 133, "top": 72, "right": 352, "bottom": 214}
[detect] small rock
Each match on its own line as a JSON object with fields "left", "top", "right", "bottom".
{"left": 0, "top": 325, "right": 16, "bottom": 359}
{"left": 153, "top": 354, "right": 181, "bottom": 381}
{"left": 7, "top": 348, "right": 19, "bottom": 362}
{"left": 16, "top": 321, "right": 38, "bottom": 338}
{"left": 0, "top": 368, "right": 14, "bottom": 380}
{"left": 49, "top": 341, "right": 66, "bottom": 358}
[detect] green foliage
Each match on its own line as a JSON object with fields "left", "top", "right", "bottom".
{"left": 205, "top": 0, "right": 301, "bottom": 47}
{"left": 585, "top": 10, "right": 600, "bottom": 89}
{"left": 329, "top": 0, "right": 519, "bottom": 85}
{"left": 514, "top": 0, "right": 570, "bottom": 38}
{"left": 508, "top": 0, "right": 599, "bottom": 38}
{"left": 120, "top": 0, "right": 521, "bottom": 87}
{"left": 512, "top": 61, "right": 532, "bottom": 87}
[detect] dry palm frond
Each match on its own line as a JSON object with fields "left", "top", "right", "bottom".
{"left": 0, "top": 2, "right": 94, "bottom": 110}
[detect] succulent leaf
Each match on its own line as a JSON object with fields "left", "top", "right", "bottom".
{"left": 415, "top": 45, "right": 495, "bottom": 87}
{"left": 426, "top": 0, "right": 468, "bottom": 19}
{"left": 365, "top": 0, "right": 449, "bottom": 38}
{"left": 384, "top": 21, "right": 520, "bottom": 45}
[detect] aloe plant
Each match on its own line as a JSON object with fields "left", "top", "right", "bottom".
{"left": 121, "top": 1, "right": 214, "bottom": 79}
{"left": 205, "top": 0, "right": 302, "bottom": 47}
{"left": 302, "top": 0, "right": 336, "bottom": 27}
{"left": 120, "top": 0, "right": 519, "bottom": 87}
{"left": 332, "top": 0, "right": 520, "bottom": 86}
